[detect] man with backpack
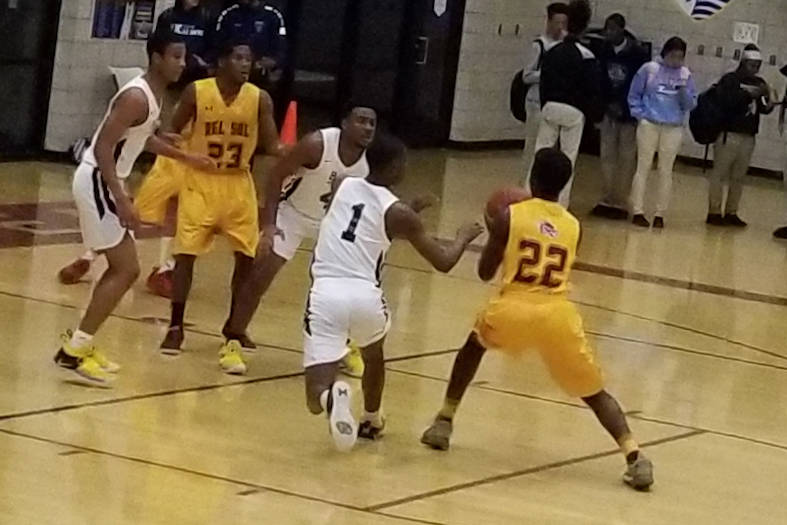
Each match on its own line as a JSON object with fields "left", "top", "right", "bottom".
{"left": 706, "top": 44, "right": 774, "bottom": 227}
{"left": 591, "top": 14, "right": 649, "bottom": 221}
{"left": 520, "top": 2, "right": 568, "bottom": 186}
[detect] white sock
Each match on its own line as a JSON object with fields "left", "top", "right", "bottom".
{"left": 82, "top": 250, "right": 96, "bottom": 262}
{"left": 158, "top": 237, "right": 174, "bottom": 267}
{"left": 319, "top": 390, "right": 330, "bottom": 412}
{"left": 157, "top": 258, "right": 175, "bottom": 273}
{"left": 362, "top": 410, "right": 383, "bottom": 426}
{"left": 69, "top": 329, "right": 93, "bottom": 350}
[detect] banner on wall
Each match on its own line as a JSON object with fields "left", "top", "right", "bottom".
{"left": 676, "top": 0, "right": 734, "bottom": 20}
{"left": 92, "top": 0, "right": 157, "bottom": 40}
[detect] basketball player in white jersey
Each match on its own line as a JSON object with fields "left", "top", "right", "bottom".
{"left": 305, "top": 134, "right": 482, "bottom": 451}
{"left": 221, "top": 104, "right": 377, "bottom": 372}
{"left": 53, "top": 30, "right": 214, "bottom": 386}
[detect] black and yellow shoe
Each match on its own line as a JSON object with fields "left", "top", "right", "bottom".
{"left": 54, "top": 334, "right": 113, "bottom": 387}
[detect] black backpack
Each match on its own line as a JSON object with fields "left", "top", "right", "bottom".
{"left": 689, "top": 85, "right": 725, "bottom": 146}
{"left": 510, "top": 39, "right": 545, "bottom": 123}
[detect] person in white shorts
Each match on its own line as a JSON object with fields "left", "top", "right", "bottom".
{"left": 222, "top": 105, "right": 376, "bottom": 375}
{"left": 303, "top": 134, "right": 482, "bottom": 451}
{"left": 53, "top": 30, "right": 213, "bottom": 386}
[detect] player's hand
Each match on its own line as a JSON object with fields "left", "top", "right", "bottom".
{"left": 256, "top": 224, "right": 282, "bottom": 259}
{"left": 457, "top": 222, "right": 484, "bottom": 244}
{"left": 117, "top": 195, "right": 141, "bottom": 231}
{"left": 184, "top": 153, "right": 216, "bottom": 172}
{"left": 409, "top": 194, "right": 438, "bottom": 214}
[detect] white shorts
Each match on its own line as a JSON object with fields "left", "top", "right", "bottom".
{"left": 303, "top": 278, "right": 391, "bottom": 368}
{"left": 273, "top": 200, "right": 320, "bottom": 261}
{"left": 72, "top": 163, "right": 130, "bottom": 251}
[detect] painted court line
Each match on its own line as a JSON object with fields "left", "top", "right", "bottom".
{"left": 365, "top": 430, "right": 705, "bottom": 512}
{"left": 0, "top": 427, "right": 444, "bottom": 525}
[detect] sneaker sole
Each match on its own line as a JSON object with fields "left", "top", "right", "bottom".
{"left": 57, "top": 365, "right": 114, "bottom": 389}
{"left": 221, "top": 364, "right": 247, "bottom": 375}
{"left": 160, "top": 348, "right": 183, "bottom": 356}
{"left": 330, "top": 382, "right": 357, "bottom": 452}
{"left": 420, "top": 433, "right": 450, "bottom": 451}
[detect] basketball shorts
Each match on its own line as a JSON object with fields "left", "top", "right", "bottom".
{"left": 135, "top": 156, "right": 185, "bottom": 225}
{"left": 272, "top": 200, "right": 320, "bottom": 261}
{"left": 72, "top": 163, "right": 130, "bottom": 251}
{"left": 303, "top": 277, "right": 390, "bottom": 368}
{"left": 474, "top": 293, "right": 604, "bottom": 398}
{"left": 175, "top": 170, "right": 258, "bottom": 258}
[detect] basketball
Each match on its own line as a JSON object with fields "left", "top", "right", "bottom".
{"left": 485, "top": 186, "right": 531, "bottom": 222}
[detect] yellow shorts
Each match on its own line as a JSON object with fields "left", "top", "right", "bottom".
{"left": 474, "top": 293, "right": 603, "bottom": 398}
{"left": 175, "top": 170, "right": 258, "bottom": 258}
{"left": 135, "top": 156, "right": 185, "bottom": 225}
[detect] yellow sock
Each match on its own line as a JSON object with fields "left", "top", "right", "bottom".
{"left": 617, "top": 433, "right": 639, "bottom": 462}
{"left": 438, "top": 398, "right": 460, "bottom": 421}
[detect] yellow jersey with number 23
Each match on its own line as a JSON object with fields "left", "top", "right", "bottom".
{"left": 188, "top": 78, "right": 259, "bottom": 175}
{"left": 501, "top": 198, "right": 579, "bottom": 296}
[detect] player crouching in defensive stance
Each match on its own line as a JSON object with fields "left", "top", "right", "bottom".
{"left": 304, "top": 134, "right": 482, "bottom": 451}
{"left": 421, "top": 148, "right": 654, "bottom": 491}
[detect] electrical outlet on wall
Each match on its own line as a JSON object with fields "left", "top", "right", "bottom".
{"left": 698, "top": 44, "right": 705, "bottom": 56}
{"left": 715, "top": 46, "right": 723, "bottom": 58}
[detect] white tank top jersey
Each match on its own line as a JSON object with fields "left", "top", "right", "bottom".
{"left": 82, "top": 76, "right": 161, "bottom": 180}
{"left": 311, "top": 177, "right": 399, "bottom": 284}
{"left": 281, "top": 127, "right": 369, "bottom": 221}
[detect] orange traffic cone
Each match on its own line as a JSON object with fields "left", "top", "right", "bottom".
{"left": 281, "top": 101, "right": 298, "bottom": 145}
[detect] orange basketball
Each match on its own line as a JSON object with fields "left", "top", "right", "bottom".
{"left": 485, "top": 186, "right": 531, "bottom": 222}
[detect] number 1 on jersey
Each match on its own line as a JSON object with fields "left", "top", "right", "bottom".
{"left": 341, "top": 204, "right": 365, "bottom": 242}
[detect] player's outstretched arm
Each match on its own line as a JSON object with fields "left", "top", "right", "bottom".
{"left": 257, "top": 131, "right": 323, "bottom": 256}
{"left": 257, "top": 90, "right": 286, "bottom": 157}
{"left": 386, "top": 202, "right": 482, "bottom": 273}
{"left": 477, "top": 207, "right": 509, "bottom": 282}
{"left": 144, "top": 83, "right": 215, "bottom": 171}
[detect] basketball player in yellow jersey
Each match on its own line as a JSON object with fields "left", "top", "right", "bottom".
{"left": 158, "top": 40, "right": 283, "bottom": 374}
{"left": 421, "top": 148, "right": 654, "bottom": 491}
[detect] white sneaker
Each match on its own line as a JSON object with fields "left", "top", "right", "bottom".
{"left": 329, "top": 381, "right": 357, "bottom": 452}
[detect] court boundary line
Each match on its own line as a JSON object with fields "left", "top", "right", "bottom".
{"left": 0, "top": 427, "right": 444, "bottom": 525}
{"left": 386, "top": 367, "right": 787, "bottom": 453}
{"left": 0, "top": 288, "right": 785, "bottom": 423}
{"left": 364, "top": 430, "right": 705, "bottom": 512}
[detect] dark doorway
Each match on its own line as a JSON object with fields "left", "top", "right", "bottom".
{"left": 283, "top": 0, "right": 465, "bottom": 145}
{"left": 0, "top": 0, "right": 61, "bottom": 157}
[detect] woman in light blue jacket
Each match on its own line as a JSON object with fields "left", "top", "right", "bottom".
{"left": 627, "top": 37, "right": 697, "bottom": 228}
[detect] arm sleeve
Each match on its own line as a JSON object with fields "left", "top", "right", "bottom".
{"left": 679, "top": 74, "right": 698, "bottom": 112}
{"left": 717, "top": 72, "right": 749, "bottom": 111}
{"left": 522, "top": 41, "right": 542, "bottom": 85}
{"left": 627, "top": 65, "right": 648, "bottom": 121}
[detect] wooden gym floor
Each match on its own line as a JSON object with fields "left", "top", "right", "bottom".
{"left": 0, "top": 150, "right": 786, "bottom": 524}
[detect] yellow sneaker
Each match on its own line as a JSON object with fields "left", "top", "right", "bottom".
{"left": 339, "top": 342, "right": 364, "bottom": 378}
{"left": 90, "top": 347, "right": 121, "bottom": 373}
{"left": 54, "top": 333, "right": 113, "bottom": 387}
{"left": 219, "top": 340, "right": 247, "bottom": 375}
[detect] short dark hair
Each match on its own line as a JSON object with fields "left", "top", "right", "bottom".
{"left": 661, "top": 36, "right": 687, "bottom": 58}
{"left": 341, "top": 102, "right": 378, "bottom": 120}
{"left": 531, "top": 148, "right": 572, "bottom": 198}
{"left": 547, "top": 2, "right": 569, "bottom": 19}
{"left": 605, "top": 13, "right": 626, "bottom": 29}
{"left": 218, "top": 39, "right": 251, "bottom": 60}
{"left": 743, "top": 43, "right": 759, "bottom": 52}
{"left": 366, "top": 133, "right": 405, "bottom": 175}
{"left": 566, "top": 0, "right": 591, "bottom": 35}
{"left": 146, "top": 29, "right": 183, "bottom": 62}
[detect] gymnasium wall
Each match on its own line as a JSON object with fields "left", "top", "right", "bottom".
{"left": 45, "top": 0, "right": 173, "bottom": 152}
{"left": 449, "top": 0, "right": 787, "bottom": 171}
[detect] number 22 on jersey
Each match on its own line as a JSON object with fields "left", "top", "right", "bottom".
{"left": 513, "top": 239, "right": 568, "bottom": 288}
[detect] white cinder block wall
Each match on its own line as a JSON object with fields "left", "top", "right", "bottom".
{"left": 450, "top": 0, "right": 787, "bottom": 171}
{"left": 46, "top": 0, "right": 174, "bottom": 152}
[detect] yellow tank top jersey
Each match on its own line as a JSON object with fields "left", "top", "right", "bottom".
{"left": 501, "top": 198, "right": 580, "bottom": 296}
{"left": 188, "top": 78, "right": 259, "bottom": 175}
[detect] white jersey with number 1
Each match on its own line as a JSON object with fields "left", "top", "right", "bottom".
{"left": 304, "top": 177, "right": 399, "bottom": 368}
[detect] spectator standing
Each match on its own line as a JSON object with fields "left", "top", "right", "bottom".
{"left": 213, "top": 1, "right": 289, "bottom": 117}
{"left": 627, "top": 37, "right": 697, "bottom": 229}
{"left": 591, "top": 14, "right": 649, "bottom": 220}
{"left": 707, "top": 44, "right": 774, "bottom": 227}
{"left": 155, "top": 0, "right": 210, "bottom": 86}
{"left": 521, "top": 3, "right": 568, "bottom": 187}
{"left": 536, "top": 0, "right": 603, "bottom": 208}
